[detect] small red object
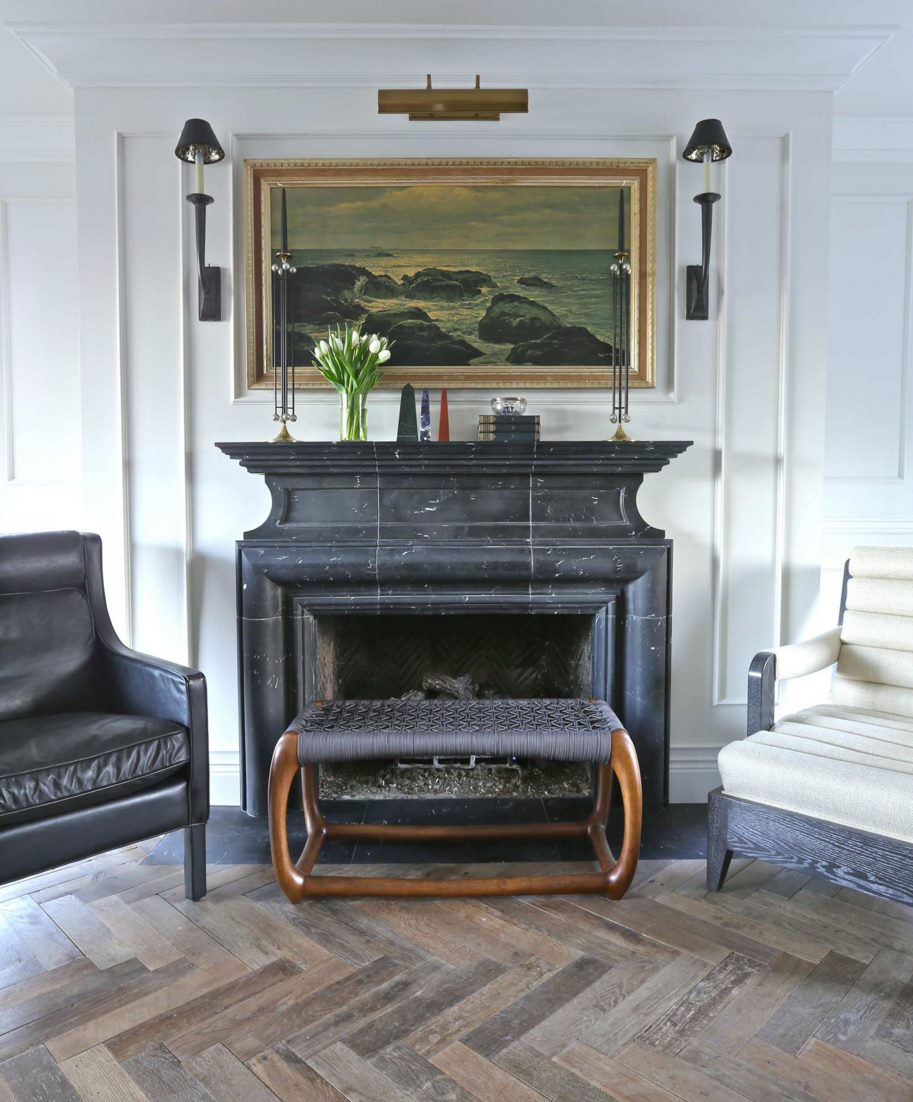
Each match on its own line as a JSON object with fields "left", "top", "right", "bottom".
{"left": 438, "top": 389, "right": 450, "bottom": 441}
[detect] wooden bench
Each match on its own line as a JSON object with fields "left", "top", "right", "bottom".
{"left": 268, "top": 698, "right": 642, "bottom": 900}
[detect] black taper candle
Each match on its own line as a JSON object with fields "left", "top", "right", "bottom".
{"left": 617, "top": 188, "right": 625, "bottom": 253}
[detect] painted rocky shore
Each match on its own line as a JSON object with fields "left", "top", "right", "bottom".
{"left": 286, "top": 262, "right": 621, "bottom": 367}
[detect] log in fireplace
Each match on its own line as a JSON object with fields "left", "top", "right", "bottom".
{"left": 217, "top": 440, "right": 691, "bottom": 816}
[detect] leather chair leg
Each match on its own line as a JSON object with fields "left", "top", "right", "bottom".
{"left": 184, "top": 822, "right": 207, "bottom": 900}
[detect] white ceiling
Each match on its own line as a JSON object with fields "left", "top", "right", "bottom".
{"left": 0, "top": 0, "right": 911, "bottom": 118}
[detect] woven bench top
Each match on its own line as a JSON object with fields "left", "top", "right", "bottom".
{"left": 289, "top": 698, "right": 623, "bottom": 765}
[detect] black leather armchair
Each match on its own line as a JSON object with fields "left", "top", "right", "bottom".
{"left": 0, "top": 531, "right": 208, "bottom": 898}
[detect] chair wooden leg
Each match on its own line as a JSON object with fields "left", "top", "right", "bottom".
{"left": 707, "top": 787, "right": 733, "bottom": 891}
{"left": 267, "top": 727, "right": 643, "bottom": 901}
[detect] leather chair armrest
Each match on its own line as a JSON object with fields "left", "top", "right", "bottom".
{"left": 98, "top": 643, "right": 209, "bottom": 824}
{"left": 82, "top": 532, "right": 208, "bottom": 823}
{"left": 746, "top": 627, "right": 842, "bottom": 736}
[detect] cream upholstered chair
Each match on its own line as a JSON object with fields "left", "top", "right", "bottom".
{"left": 708, "top": 546, "right": 913, "bottom": 905}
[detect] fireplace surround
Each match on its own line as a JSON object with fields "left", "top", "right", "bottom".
{"left": 217, "top": 440, "right": 691, "bottom": 816}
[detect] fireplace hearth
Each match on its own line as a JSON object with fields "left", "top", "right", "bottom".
{"left": 217, "top": 440, "right": 691, "bottom": 816}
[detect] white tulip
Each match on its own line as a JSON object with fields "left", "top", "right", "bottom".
{"left": 318, "top": 339, "right": 329, "bottom": 354}
{"left": 377, "top": 349, "right": 391, "bottom": 363}
{"left": 368, "top": 337, "right": 381, "bottom": 354}
{"left": 331, "top": 335, "right": 343, "bottom": 351}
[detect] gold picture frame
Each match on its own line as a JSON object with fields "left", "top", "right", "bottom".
{"left": 244, "top": 158, "right": 656, "bottom": 390}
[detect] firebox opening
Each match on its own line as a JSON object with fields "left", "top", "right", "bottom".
{"left": 314, "top": 612, "right": 597, "bottom": 799}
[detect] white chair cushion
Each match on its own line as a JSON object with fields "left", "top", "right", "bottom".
{"left": 718, "top": 703, "right": 913, "bottom": 843}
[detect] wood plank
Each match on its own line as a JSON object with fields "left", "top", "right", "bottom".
{"left": 407, "top": 960, "right": 554, "bottom": 1058}
{"left": 346, "top": 958, "right": 506, "bottom": 1057}
{"left": 372, "top": 1041, "right": 481, "bottom": 1102}
{"left": 247, "top": 1044, "right": 348, "bottom": 1102}
{"left": 462, "top": 955, "right": 612, "bottom": 1058}
{"left": 0, "top": 1044, "right": 83, "bottom": 1102}
{"left": 105, "top": 958, "right": 298, "bottom": 1062}
{"left": 0, "top": 899, "right": 79, "bottom": 971}
{"left": 286, "top": 959, "right": 448, "bottom": 1060}
{"left": 305, "top": 1041, "right": 417, "bottom": 1102}
{"left": 816, "top": 948, "right": 913, "bottom": 1053}
{"left": 576, "top": 954, "right": 713, "bottom": 1058}
{"left": 522, "top": 954, "right": 660, "bottom": 1057}
{"left": 39, "top": 896, "right": 133, "bottom": 971}
{"left": 639, "top": 951, "right": 758, "bottom": 1055}
{"left": 122, "top": 1042, "right": 215, "bottom": 1102}
{"left": 690, "top": 950, "right": 815, "bottom": 1055}
{"left": 59, "top": 1044, "right": 151, "bottom": 1102}
{"left": 130, "top": 896, "right": 236, "bottom": 969}
{"left": 756, "top": 951, "right": 868, "bottom": 1056}
{"left": 89, "top": 897, "right": 183, "bottom": 971}
{"left": 46, "top": 958, "right": 249, "bottom": 1062}
{"left": 432, "top": 1041, "right": 548, "bottom": 1102}
{"left": 677, "top": 1037, "right": 817, "bottom": 1102}
{"left": 185, "top": 1043, "right": 281, "bottom": 1101}
{"left": 168, "top": 956, "right": 352, "bottom": 1061}
{"left": 496, "top": 1040, "right": 623, "bottom": 1102}
{"left": 616, "top": 1039, "right": 751, "bottom": 1102}
{"left": 555, "top": 1041, "right": 685, "bottom": 1102}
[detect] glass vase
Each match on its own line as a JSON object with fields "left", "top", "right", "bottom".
{"left": 338, "top": 389, "right": 368, "bottom": 442}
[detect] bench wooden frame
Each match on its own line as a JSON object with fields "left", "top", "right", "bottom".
{"left": 268, "top": 726, "right": 642, "bottom": 900}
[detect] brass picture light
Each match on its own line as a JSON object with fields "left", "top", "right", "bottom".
{"left": 378, "top": 75, "right": 528, "bottom": 121}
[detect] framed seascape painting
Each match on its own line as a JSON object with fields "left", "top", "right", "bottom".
{"left": 244, "top": 159, "right": 656, "bottom": 390}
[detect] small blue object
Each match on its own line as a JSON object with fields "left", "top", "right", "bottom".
{"left": 420, "top": 388, "right": 431, "bottom": 442}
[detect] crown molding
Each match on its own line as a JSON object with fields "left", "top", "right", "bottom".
{"left": 0, "top": 115, "right": 74, "bottom": 162}
{"left": 7, "top": 21, "right": 897, "bottom": 94}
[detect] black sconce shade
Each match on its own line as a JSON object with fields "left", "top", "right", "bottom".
{"left": 175, "top": 118, "right": 224, "bottom": 321}
{"left": 683, "top": 118, "right": 732, "bottom": 163}
{"left": 682, "top": 118, "right": 732, "bottom": 320}
{"left": 174, "top": 118, "right": 225, "bottom": 164}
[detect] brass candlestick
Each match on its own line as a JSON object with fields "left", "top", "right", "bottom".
{"left": 610, "top": 189, "right": 633, "bottom": 442}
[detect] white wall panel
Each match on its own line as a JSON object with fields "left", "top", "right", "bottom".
{"left": 826, "top": 198, "right": 910, "bottom": 481}
{"left": 120, "top": 135, "right": 189, "bottom": 664}
{"left": 825, "top": 155, "right": 913, "bottom": 609}
{"left": 68, "top": 81, "right": 834, "bottom": 803}
{"left": 4, "top": 199, "right": 79, "bottom": 484}
{"left": 0, "top": 157, "right": 80, "bottom": 536}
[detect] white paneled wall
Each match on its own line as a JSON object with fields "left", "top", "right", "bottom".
{"left": 61, "top": 78, "right": 835, "bottom": 805}
{"left": 0, "top": 148, "right": 80, "bottom": 534}
{"left": 825, "top": 122, "right": 913, "bottom": 618}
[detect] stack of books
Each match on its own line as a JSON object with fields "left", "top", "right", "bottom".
{"left": 478, "top": 414, "right": 541, "bottom": 443}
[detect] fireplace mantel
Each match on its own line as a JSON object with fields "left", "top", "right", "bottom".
{"left": 216, "top": 440, "right": 692, "bottom": 541}
{"left": 217, "top": 439, "right": 692, "bottom": 815}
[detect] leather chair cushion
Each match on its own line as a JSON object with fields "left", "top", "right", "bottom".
{"left": 0, "top": 589, "right": 97, "bottom": 722}
{"left": 0, "top": 712, "right": 190, "bottom": 826}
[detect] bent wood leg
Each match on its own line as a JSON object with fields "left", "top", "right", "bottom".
{"left": 268, "top": 727, "right": 643, "bottom": 901}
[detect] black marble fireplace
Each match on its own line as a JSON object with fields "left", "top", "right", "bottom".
{"left": 217, "top": 440, "right": 690, "bottom": 816}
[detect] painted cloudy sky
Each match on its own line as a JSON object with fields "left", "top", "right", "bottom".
{"left": 270, "top": 184, "right": 628, "bottom": 251}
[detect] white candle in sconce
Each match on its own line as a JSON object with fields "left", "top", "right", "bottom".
{"left": 195, "top": 151, "right": 204, "bottom": 194}
{"left": 703, "top": 150, "right": 711, "bottom": 194}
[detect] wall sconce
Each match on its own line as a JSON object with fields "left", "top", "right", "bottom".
{"left": 174, "top": 118, "right": 225, "bottom": 321}
{"left": 682, "top": 118, "right": 732, "bottom": 320}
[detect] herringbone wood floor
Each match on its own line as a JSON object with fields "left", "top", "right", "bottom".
{"left": 0, "top": 845, "right": 912, "bottom": 1100}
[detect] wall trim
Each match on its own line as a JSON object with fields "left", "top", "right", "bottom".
{"left": 0, "top": 116, "right": 74, "bottom": 163}
{"left": 10, "top": 21, "right": 894, "bottom": 93}
{"left": 833, "top": 115, "right": 913, "bottom": 162}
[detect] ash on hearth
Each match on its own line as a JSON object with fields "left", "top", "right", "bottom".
{"left": 400, "top": 672, "right": 499, "bottom": 701}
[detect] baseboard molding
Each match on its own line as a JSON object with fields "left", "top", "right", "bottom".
{"left": 668, "top": 746, "right": 721, "bottom": 804}
{"left": 208, "top": 746, "right": 721, "bottom": 807}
